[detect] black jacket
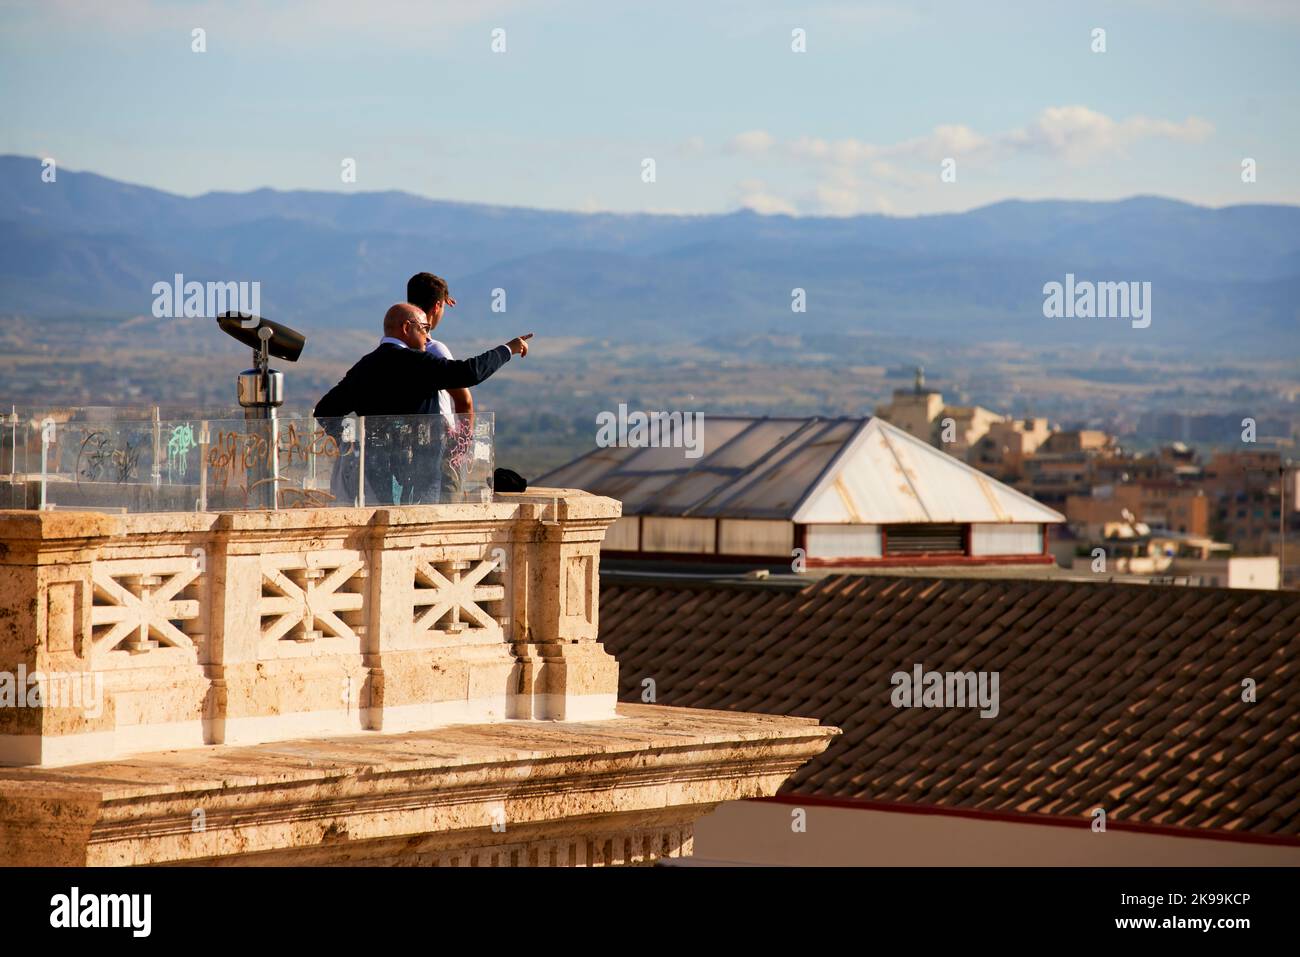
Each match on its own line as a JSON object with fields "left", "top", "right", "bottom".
{"left": 313, "top": 342, "right": 511, "bottom": 419}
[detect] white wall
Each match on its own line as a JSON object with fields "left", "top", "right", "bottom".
{"left": 717, "top": 519, "right": 793, "bottom": 557}
{"left": 805, "top": 524, "right": 882, "bottom": 559}
{"left": 1227, "top": 557, "right": 1280, "bottom": 590}
{"left": 692, "top": 800, "right": 1300, "bottom": 866}
{"left": 603, "top": 516, "right": 639, "bottom": 550}
{"left": 970, "top": 523, "right": 1042, "bottom": 556}
{"left": 641, "top": 517, "right": 715, "bottom": 554}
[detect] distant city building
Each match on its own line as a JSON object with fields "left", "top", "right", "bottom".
{"left": 968, "top": 416, "right": 1053, "bottom": 481}
{"left": 870, "top": 375, "right": 1297, "bottom": 587}
{"left": 873, "top": 367, "right": 1005, "bottom": 457}
{"left": 871, "top": 373, "right": 1125, "bottom": 509}
{"left": 1067, "top": 521, "right": 1279, "bottom": 590}
{"left": 1038, "top": 429, "right": 1114, "bottom": 455}
{"left": 1066, "top": 481, "right": 1210, "bottom": 538}
{"left": 1203, "top": 450, "right": 1287, "bottom": 556}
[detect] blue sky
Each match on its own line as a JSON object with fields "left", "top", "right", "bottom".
{"left": 2, "top": 0, "right": 1296, "bottom": 215}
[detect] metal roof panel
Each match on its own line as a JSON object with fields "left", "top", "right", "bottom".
{"left": 538, "top": 415, "right": 1065, "bottom": 525}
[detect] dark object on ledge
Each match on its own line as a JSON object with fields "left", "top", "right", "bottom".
{"left": 494, "top": 468, "right": 528, "bottom": 493}
{"left": 216, "top": 313, "right": 306, "bottom": 362}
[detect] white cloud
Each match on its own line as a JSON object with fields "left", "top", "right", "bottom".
{"left": 808, "top": 181, "right": 863, "bottom": 216}
{"left": 721, "top": 106, "right": 1216, "bottom": 216}
{"left": 732, "top": 106, "right": 1212, "bottom": 173}
{"left": 1005, "top": 106, "right": 1212, "bottom": 165}
{"left": 735, "top": 178, "right": 797, "bottom": 215}
{"left": 804, "top": 165, "right": 864, "bottom": 215}
{"left": 866, "top": 160, "right": 933, "bottom": 190}
{"left": 917, "top": 124, "right": 990, "bottom": 159}
{"left": 790, "top": 136, "right": 877, "bottom": 164}
{"left": 728, "top": 130, "right": 776, "bottom": 154}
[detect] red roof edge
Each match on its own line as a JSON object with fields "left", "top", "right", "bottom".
{"left": 754, "top": 793, "right": 1300, "bottom": 848}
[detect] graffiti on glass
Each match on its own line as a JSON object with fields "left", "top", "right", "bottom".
{"left": 76, "top": 432, "right": 142, "bottom": 484}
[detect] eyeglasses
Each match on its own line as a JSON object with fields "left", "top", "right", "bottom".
{"left": 409, "top": 319, "right": 431, "bottom": 333}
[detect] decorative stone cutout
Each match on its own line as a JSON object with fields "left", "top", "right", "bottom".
{"left": 259, "top": 549, "right": 367, "bottom": 649}
{"left": 90, "top": 557, "right": 203, "bottom": 659}
{"left": 413, "top": 553, "right": 505, "bottom": 641}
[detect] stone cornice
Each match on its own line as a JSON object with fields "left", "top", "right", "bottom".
{"left": 0, "top": 704, "right": 837, "bottom": 866}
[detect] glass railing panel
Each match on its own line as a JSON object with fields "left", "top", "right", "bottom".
{"left": 20, "top": 410, "right": 494, "bottom": 513}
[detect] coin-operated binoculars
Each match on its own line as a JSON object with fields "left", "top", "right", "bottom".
{"left": 217, "top": 314, "right": 305, "bottom": 419}
{"left": 216, "top": 314, "right": 306, "bottom": 509}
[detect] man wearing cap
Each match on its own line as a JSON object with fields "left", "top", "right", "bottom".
{"left": 406, "top": 272, "right": 469, "bottom": 430}
{"left": 406, "top": 272, "right": 472, "bottom": 501}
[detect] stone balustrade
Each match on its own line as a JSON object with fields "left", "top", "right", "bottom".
{"left": 0, "top": 489, "right": 620, "bottom": 766}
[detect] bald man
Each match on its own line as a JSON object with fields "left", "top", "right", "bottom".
{"left": 314, "top": 303, "right": 532, "bottom": 504}
{"left": 314, "top": 303, "right": 531, "bottom": 419}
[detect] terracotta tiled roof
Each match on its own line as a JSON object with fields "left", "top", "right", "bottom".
{"left": 600, "top": 574, "right": 1300, "bottom": 838}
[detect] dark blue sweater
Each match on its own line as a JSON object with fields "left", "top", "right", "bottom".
{"left": 313, "top": 342, "right": 510, "bottom": 419}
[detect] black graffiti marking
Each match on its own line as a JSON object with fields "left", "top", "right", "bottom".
{"left": 76, "top": 431, "right": 142, "bottom": 484}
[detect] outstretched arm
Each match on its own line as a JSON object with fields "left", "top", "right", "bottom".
{"left": 418, "top": 335, "right": 534, "bottom": 391}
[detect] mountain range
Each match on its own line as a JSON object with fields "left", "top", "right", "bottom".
{"left": 2, "top": 154, "right": 1297, "bottom": 355}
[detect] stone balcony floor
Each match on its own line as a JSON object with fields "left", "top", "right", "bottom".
{"left": 0, "top": 703, "right": 837, "bottom": 866}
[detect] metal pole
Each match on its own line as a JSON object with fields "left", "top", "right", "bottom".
{"left": 152, "top": 406, "right": 162, "bottom": 488}
{"left": 7, "top": 407, "right": 16, "bottom": 492}
{"left": 269, "top": 410, "right": 280, "bottom": 511}
{"left": 1281, "top": 463, "right": 1288, "bottom": 589}
{"left": 357, "top": 416, "right": 365, "bottom": 507}
{"left": 39, "top": 418, "right": 52, "bottom": 511}
{"left": 198, "top": 420, "right": 209, "bottom": 512}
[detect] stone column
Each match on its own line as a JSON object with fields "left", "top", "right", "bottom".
{"left": 507, "top": 491, "right": 621, "bottom": 721}
{"left": 0, "top": 513, "right": 113, "bottom": 765}
{"left": 206, "top": 509, "right": 371, "bottom": 746}
{"left": 0, "top": 511, "right": 210, "bottom": 765}
{"left": 364, "top": 503, "right": 521, "bottom": 731}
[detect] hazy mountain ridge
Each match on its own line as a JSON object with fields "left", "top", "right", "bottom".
{"left": 1, "top": 155, "right": 1297, "bottom": 354}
